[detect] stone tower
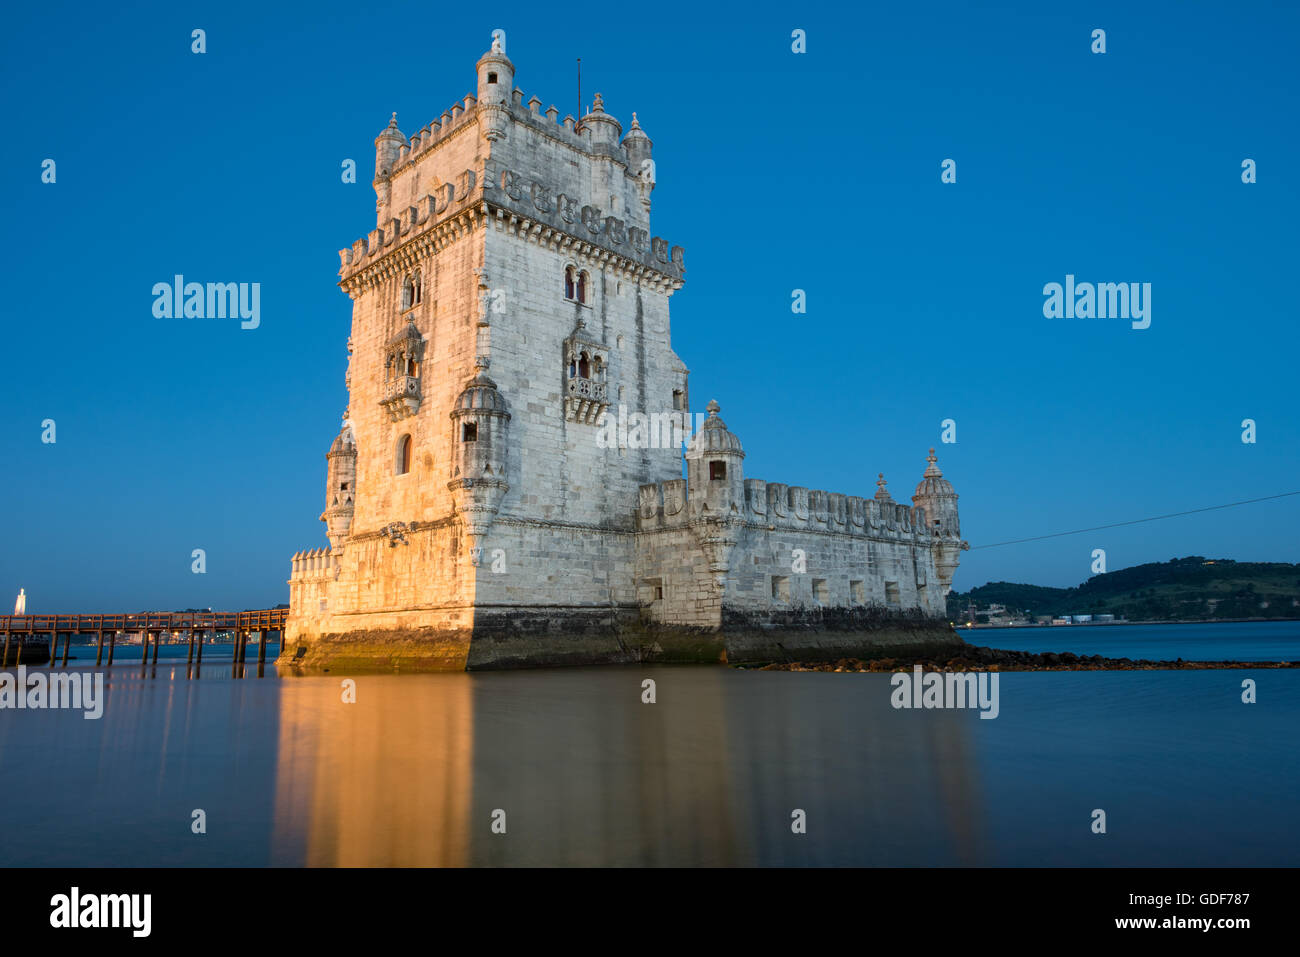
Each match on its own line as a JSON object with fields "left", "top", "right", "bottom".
{"left": 287, "top": 34, "right": 966, "bottom": 671}
{"left": 287, "top": 34, "right": 690, "bottom": 667}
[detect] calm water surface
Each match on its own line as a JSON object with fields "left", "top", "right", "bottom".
{"left": 1, "top": 622, "right": 1296, "bottom": 866}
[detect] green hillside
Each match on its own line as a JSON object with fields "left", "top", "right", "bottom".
{"left": 947, "top": 557, "right": 1300, "bottom": 621}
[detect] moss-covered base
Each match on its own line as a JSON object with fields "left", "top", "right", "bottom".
{"left": 719, "top": 606, "right": 963, "bottom": 666}
{"left": 280, "top": 605, "right": 962, "bottom": 672}
{"left": 283, "top": 626, "right": 473, "bottom": 672}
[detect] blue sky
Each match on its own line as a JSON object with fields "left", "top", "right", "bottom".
{"left": 2, "top": 1, "right": 1297, "bottom": 611}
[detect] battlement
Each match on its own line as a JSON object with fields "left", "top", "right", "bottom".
{"left": 390, "top": 93, "right": 480, "bottom": 171}
{"left": 385, "top": 88, "right": 634, "bottom": 180}
{"left": 289, "top": 548, "right": 338, "bottom": 582}
{"left": 637, "top": 477, "right": 959, "bottom": 542}
{"left": 338, "top": 157, "right": 685, "bottom": 292}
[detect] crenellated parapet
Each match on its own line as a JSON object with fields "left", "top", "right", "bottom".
{"left": 339, "top": 159, "right": 685, "bottom": 296}
{"left": 344, "top": 37, "right": 682, "bottom": 299}
{"left": 637, "top": 476, "right": 935, "bottom": 543}
{"left": 289, "top": 548, "right": 339, "bottom": 583}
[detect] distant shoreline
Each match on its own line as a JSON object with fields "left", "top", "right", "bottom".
{"left": 960, "top": 616, "right": 1300, "bottom": 630}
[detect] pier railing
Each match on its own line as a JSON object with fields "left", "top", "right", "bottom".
{"left": 0, "top": 609, "right": 288, "bottom": 635}
{"left": 0, "top": 609, "right": 289, "bottom": 672}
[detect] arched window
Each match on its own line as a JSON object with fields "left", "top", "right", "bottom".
{"left": 576, "top": 270, "right": 588, "bottom": 305}
{"left": 402, "top": 276, "right": 413, "bottom": 309}
{"left": 395, "top": 434, "right": 412, "bottom": 475}
{"left": 578, "top": 351, "right": 590, "bottom": 378}
{"left": 564, "top": 266, "right": 575, "bottom": 300}
{"left": 412, "top": 271, "right": 422, "bottom": 305}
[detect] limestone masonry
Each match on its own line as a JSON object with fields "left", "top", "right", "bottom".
{"left": 286, "top": 36, "right": 969, "bottom": 670}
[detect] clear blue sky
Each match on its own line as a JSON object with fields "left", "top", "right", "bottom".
{"left": 2, "top": 1, "right": 1297, "bottom": 611}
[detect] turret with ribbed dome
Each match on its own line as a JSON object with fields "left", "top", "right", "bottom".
{"left": 912, "top": 448, "right": 965, "bottom": 599}
{"left": 373, "top": 112, "right": 404, "bottom": 213}
{"left": 448, "top": 367, "right": 511, "bottom": 559}
{"left": 686, "top": 399, "right": 745, "bottom": 516}
{"left": 321, "top": 419, "right": 357, "bottom": 550}
{"left": 911, "top": 448, "right": 959, "bottom": 538}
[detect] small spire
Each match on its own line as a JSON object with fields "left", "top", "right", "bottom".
{"left": 924, "top": 447, "right": 943, "bottom": 478}
{"left": 874, "top": 473, "right": 893, "bottom": 503}
{"left": 388, "top": 112, "right": 399, "bottom": 128}
{"left": 706, "top": 399, "right": 721, "bottom": 417}
{"left": 630, "top": 112, "right": 640, "bottom": 129}
{"left": 592, "top": 92, "right": 604, "bottom": 112}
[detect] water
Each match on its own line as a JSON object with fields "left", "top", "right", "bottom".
{"left": 0, "top": 625, "right": 1296, "bottom": 866}
{"left": 972, "top": 620, "right": 1300, "bottom": 662}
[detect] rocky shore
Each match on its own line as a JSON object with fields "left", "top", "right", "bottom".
{"left": 752, "top": 642, "right": 1298, "bottom": 672}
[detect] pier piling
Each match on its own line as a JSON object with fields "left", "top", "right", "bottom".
{"left": 62, "top": 632, "right": 71, "bottom": 667}
{"left": 95, "top": 630, "right": 105, "bottom": 666}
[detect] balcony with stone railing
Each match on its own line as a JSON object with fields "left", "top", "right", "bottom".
{"left": 381, "top": 374, "right": 422, "bottom": 421}
{"left": 564, "top": 376, "right": 608, "bottom": 424}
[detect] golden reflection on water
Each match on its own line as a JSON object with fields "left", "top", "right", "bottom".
{"left": 273, "top": 674, "right": 472, "bottom": 866}
{"left": 269, "top": 667, "right": 983, "bottom": 867}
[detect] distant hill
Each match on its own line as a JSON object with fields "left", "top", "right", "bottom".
{"left": 947, "top": 557, "right": 1300, "bottom": 621}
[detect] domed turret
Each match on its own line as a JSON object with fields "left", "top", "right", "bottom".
{"left": 581, "top": 92, "right": 623, "bottom": 157}
{"left": 911, "top": 448, "right": 965, "bottom": 598}
{"left": 321, "top": 420, "right": 357, "bottom": 550}
{"left": 911, "top": 449, "right": 958, "bottom": 537}
{"left": 476, "top": 39, "right": 515, "bottom": 140}
{"left": 622, "top": 112, "right": 655, "bottom": 210}
{"left": 373, "top": 113, "right": 405, "bottom": 214}
{"left": 448, "top": 370, "right": 511, "bottom": 558}
{"left": 686, "top": 400, "right": 745, "bottom": 515}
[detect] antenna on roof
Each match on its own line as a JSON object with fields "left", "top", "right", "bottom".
{"left": 576, "top": 57, "right": 582, "bottom": 133}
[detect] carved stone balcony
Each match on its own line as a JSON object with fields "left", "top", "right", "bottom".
{"left": 381, "top": 374, "right": 421, "bottom": 421}
{"left": 564, "top": 375, "right": 608, "bottom": 424}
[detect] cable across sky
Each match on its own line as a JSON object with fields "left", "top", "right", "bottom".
{"left": 971, "top": 491, "right": 1300, "bottom": 550}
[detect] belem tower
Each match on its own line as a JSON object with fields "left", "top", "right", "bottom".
{"left": 286, "top": 36, "right": 969, "bottom": 669}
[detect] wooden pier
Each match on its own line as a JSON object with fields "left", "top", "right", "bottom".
{"left": 0, "top": 609, "right": 288, "bottom": 676}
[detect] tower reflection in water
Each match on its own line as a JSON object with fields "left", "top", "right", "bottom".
{"left": 272, "top": 668, "right": 984, "bottom": 866}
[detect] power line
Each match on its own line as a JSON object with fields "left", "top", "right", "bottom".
{"left": 971, "top": 490, "right": 1300, "bottom": 550}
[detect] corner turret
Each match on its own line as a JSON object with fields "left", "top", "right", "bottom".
{"left": 622, "top": 112, "right": 654, "bottom": 211}
{"left": 448, "top": 370, "right": 511, "bottom": 560}
{"left": 373, "top": 113, "right": 405, "bottom": 214}
{"left": 476, "top": 40, "right": 514, "bottom": 141}
{"left": 911, "top": 448, "right": 966, "bottom": 596}
{"left": 686, "top": 400, "right": 745, "bottom": 516}
{"left": 321, "top": 420, "right": 357, "bottom": 550}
